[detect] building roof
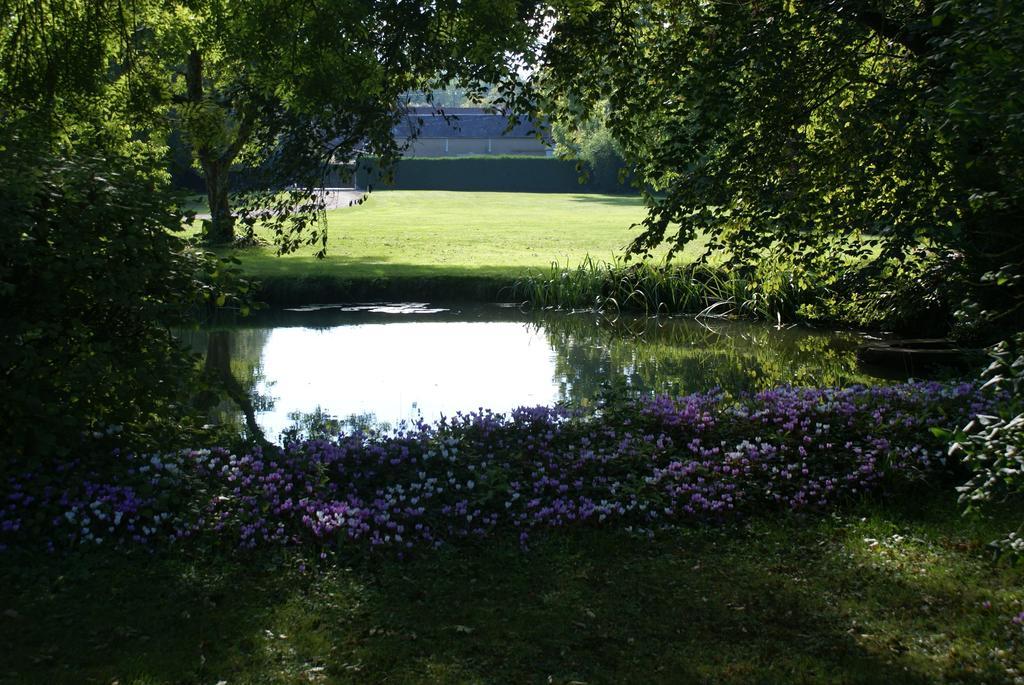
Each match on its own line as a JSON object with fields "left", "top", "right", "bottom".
{"left": 394, "top": 107, "right": 545, "bottom": 140}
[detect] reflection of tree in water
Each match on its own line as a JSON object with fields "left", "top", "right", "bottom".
{"left": 533, "top": 313, "right": 874, "bottom": 405}
{"left": 283, "top": 408, "right": 393, "bottom": 441}
{"left": 181, "top": 326, "right": 407, "bottom": 441}
{"left": 177, "top": 327, "right": 275, "bottom": 443}
{"left": 179, "top": 313, "right": 878, "bottom": 439}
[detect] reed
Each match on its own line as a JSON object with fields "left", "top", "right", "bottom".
{"left": 510, "top": 256, "right": 822, "bottom": 322}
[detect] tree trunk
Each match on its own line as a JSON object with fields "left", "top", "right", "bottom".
{"left": 204, "top": 331, "right": 269, "bottom": 448}
{"left": 186, "top": 47, "right": 247, "bottom": 245}
{"left": 202, "top": 158, "right": 235, "bottom": 244}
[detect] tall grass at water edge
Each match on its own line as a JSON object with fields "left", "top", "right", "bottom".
{"left": 512, "top": 255, "right": 814, "bottom": 322}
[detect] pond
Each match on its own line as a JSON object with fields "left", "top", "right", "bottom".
{"left": 181, "top": 303, "right": 892, "bottom": 440}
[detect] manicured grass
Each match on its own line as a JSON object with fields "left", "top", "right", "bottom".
{"left": 2, "top": 496, "right": 1021, "bottom": 684}
{"left": 186, "top": 191, "right": 889, "bottom": 321}
{"left": 206, "top": 191, "right": 695, "bottom": 282}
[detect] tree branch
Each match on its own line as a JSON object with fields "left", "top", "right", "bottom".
{"left": 185, "top": 48, "right": 203, "bottom": 103}
{"left": 221, "top": 106, "right": 255, "bottom": 165}
{"left": 825, "top": 1, "right": 933, "bottom": 57}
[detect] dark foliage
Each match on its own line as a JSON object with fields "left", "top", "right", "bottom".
{"left": 0, "top": 122, "right": 248, "bottom": 464}
{"left": 537, "top": 0, "right": 1024, "bottom": 333}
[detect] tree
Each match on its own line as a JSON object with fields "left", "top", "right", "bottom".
{"left": 0, "top": 0, "right": 545, "bottom": 461}
{"left": 550, "top": 99, "right": 627, "bottom": 192}
{"left": 149, "top": 0, "right": 542, "bottom": 247}
{"left": 0, "top": 0, "right": 224, "bottom": 462}
{"left": 537, "top": 0, "right": 1024, "bottom": 332}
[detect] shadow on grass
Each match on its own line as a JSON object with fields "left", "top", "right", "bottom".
{"left": 238, "top": 255, "right": 526, "bottom": 280}
{"left": 567, "top": 194, "right": 646, "bottom": 208}
{"left": 327, "top": 527, "right": 935, "bottom": 684}
{"left": 231, "top": 252, "right": 402, "bottom": 274}
{"left": 0, "top": 547, "right": 303, "bottom": 684}
{"left": 2, "top": 498, "right": 1020, "bottom": 684}
{"left": 237, "top": 260, "right": 534, "bottom": 306}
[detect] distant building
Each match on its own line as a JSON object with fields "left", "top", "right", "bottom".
{"left": 394, "top": 107, "right": 551, "bottom": 157}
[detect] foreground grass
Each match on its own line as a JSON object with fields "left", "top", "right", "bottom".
{"left": 2, "top": 495, "right": 1021, "bottom": 684}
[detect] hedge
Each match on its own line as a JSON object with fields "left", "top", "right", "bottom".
{"left": 347, "top": 156, "right": 631, "bottom": 194}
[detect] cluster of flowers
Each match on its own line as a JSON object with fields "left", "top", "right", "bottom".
{"left": 0, "top": 381, "right": 989, "bottom": 553}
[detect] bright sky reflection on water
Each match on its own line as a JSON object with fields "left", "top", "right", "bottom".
{"left": 183, "top": 304, "right": 884, "bottom": 441}
{"left": 257, "top": 321, "right": 558, "bottom": 436}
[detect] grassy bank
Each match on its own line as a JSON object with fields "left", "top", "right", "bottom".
{"left": 196, "top": 191, "right": 700, "bottom": 304}
{"left": 196, "top": 192, "right": 897, "bottom": 328}
{"left": 2, "top": 496, "right": 1021, "bottom": 684}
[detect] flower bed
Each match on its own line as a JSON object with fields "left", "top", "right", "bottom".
{"left": 0, "top": 382, "right": 990, "bottom": 553}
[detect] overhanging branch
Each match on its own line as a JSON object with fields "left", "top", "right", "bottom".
{"left": 822, "top": 1, "right": 934, "bottom": 57}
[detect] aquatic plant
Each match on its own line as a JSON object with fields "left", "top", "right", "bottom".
{"left": 0, "top": 382, "right": 990, "bottom": 554}
{"left": 511, "top": 256, "right": 819, "bottom": 321}
{"left": 511, "top": 253, "right": 943, "bottom": 331}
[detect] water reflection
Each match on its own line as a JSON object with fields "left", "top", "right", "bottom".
{"left": 542, "top": 314, "right": 868, "bottom": 403}
{"left": 181, "top": 304, "right": 880, "bottom": 440}
{"left": 257, "top": 321, "right": 558, "bottom": 436}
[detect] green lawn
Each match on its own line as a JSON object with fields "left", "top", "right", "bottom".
{"left": 203, "top": 191, "right": 695, "bottom": 282}
{"left": 2, "top": 496, "right": 1021, "bottom": 684}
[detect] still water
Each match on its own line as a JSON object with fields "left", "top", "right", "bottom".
{"left": 182, "top": 303, "right": 884, "bottom": 439}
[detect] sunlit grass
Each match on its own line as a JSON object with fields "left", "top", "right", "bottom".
{"left": 186, "top": 191, "right": 700, "bottom": 281}
{"left": 181, "top": 190, "right": 904, "bottom": 323}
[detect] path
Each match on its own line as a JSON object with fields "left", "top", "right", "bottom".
{"left": 194, "top": 188, "right": 366, "bottom": 220}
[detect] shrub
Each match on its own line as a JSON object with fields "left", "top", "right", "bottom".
{"left": 954, "top": 334, "right": 1024, "bottom": 557}
{"left": 0, "top": 131, "right": 248, "bottom": 467}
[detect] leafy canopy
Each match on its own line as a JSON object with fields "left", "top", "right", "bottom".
{"left": 537, "top": 0, "right": 1024, "bottom": 330}
{"left": 146, "top": 0, "right": 544, "bottom": 248}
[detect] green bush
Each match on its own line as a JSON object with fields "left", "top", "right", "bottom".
{"left": 0, "top": 131, "right": 247, "bottom": 466}
{"left": 954, "top": 334, "right": 1024, "bottom": 557}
